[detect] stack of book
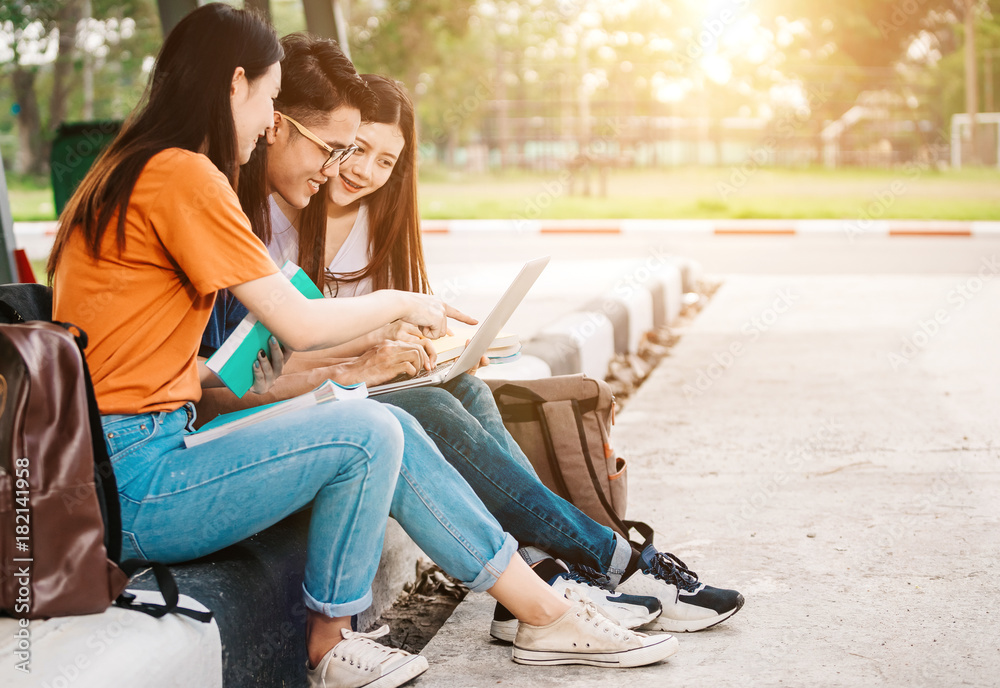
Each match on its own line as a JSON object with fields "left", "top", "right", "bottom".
{"left": 431, "top": 329, "right": 521, "bottom": 365}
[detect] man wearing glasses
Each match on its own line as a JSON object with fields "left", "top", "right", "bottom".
{"left": 264, "top": 107, "right": 364, "bottom": 211}
{"left": 199, "top": 33, "right": 375, "bottom": 358}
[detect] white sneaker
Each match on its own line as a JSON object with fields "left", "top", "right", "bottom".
{"left": 306, "top": 625, "right": 428, "bottom": 688}
{"left": 490, "top": 559, "right": 661, "bottom": 643}
{"left": 511, "top": 589, "right": 679, "bottom": 668}
{"left": 617, "top": 546, "right": 745, "bottom": 633}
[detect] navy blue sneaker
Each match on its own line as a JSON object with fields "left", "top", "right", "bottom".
{"left": 617, "top": 545, "right": 744, "bottom": 632}
{"left": 490, "top": 559, "right": 662, "bottom": 643}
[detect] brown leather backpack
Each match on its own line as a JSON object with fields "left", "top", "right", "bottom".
{"left": 486, "top": 375, "right": 632, "bottom": 534}
{"left": 0, "top": 319, "right": 129, "bottom": 617}
{"left": 486, "top": 374, "right": 659, "bottom": 550}
{"left": 0, "top": 287, "right": 211, "bottom": 622}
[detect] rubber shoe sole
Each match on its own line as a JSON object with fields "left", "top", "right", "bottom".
{"left": 307, "top": 653, "right": 427, "bottom": 688}
{"left": 490, "top": 619, "right": 518, "bottom": 644}
{"left": 641, "top": 593, "right": 745, "bottom": 633}
{"left": 491, "top": 599, "right": 660, "bottom": 644}
{"left": 512, "top": 633, "right": 679, "bottom": 668}
{"left": 349, "top": 655, "right": 428, "bottom": 688}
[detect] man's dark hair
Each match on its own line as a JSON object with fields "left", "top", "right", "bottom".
{"left": 275, "top": 33, "right": 376, "bottom": 126}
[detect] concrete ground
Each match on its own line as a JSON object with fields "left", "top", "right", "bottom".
{"left": 417, "top": 241, "right": 1000, "bottom": 686}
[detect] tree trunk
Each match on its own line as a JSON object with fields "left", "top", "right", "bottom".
{"left": 12, "top": 66, "right": 43, "bottom": 176}
{"left": 82, "top": 0, "right": 94, "bottom": 120}
{"left": 50, "top": 0, "right": 83, "bottom": 129}
{"left": 964, "top": 0, "right": 979, "bottom": 165}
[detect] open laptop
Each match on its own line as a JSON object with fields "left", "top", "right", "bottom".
{"left": 367, "top": 256, "right": 550, "bottom": 396}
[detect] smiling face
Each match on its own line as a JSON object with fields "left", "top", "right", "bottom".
{"left": 266, "top": 105, "right": 362, "bottom": 209}
{"left": 327, "top": 121, "right": 405, "bottom": 208}
{"left": 230, "top": 62, "right": 281, "bottom": 165}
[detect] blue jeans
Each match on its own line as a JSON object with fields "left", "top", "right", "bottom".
{"left": 377, "top": 374, "right": 632, "bottom": 585}
{"left": 102, "top": 398, "right": 516, "bottom": 619}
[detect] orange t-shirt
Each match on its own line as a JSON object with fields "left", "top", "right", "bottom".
{"left": 52, "top": 148, "right": 278, "bottom": 415}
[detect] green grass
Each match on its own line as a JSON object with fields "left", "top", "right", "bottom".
{"left": 29, "top": 258, "right": 47, "bottom": 281}
{"left": 417, "top": 166, "right": 1000, "bottom": 221}
{"left": 7, "top": 166, "right": 1000, "bottom": 222}
{"left": 6, "top": 173, "right": 57, "bottom": 221}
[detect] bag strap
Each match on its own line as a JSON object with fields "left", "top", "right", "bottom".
{"left": 57, "top": 322, "right": 123, "bottom": 564}
{"left": 533, "top": 400, "right": 574, "bottom": 501}
{"left": 491, "top": 381, "right": 658, "bottom": 553}
{"left": 115, "top": 559, "right": 214, "bottom": 623}
{"left": 490, "top": 382, "right": 600, "bottom": 420}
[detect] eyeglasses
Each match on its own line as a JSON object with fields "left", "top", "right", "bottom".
{"left": 279, "top": 112, "right": 359, "bottom": 169}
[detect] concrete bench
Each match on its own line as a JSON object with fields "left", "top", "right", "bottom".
{"left": 0, "top": 514, "right": 421, "bottom": 687}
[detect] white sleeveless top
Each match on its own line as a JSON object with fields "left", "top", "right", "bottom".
{"left": 267, "top": 196, "right": 373, "bottom": 297}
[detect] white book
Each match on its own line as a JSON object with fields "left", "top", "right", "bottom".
{"left": 184, "top": 380, "right": 368, "bottom": 448}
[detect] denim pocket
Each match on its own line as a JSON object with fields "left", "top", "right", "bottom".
{"left": 121, "top": 530, "right": 148, "bottom": 560}
{"left": 102, "top": 414, "right": 160, "bottom": 492}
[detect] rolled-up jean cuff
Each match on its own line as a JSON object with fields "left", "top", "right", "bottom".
{"left": 517, "top": 546, "right": 552, "bottom": 567}
{"left": 302, "top": 585, "right": 373, "bottom": 619}
{"left": 606, "top": 532, "right": 632, "bottom": 588}
{"left": 466, "top": 533, "right": 519, "bottom": 593}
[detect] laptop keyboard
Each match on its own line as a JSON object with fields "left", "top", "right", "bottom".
{"left": 386, "top": 359, "right": 455, "bottom": 384}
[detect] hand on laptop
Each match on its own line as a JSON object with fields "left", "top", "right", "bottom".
{"left": 462, "top": 338, "right": 490, "bottom": 376}
{"left": 346, "top": 339, "right": 438, "bottom": 386}
{"left": 372, "top": 319, "right": 424, "bottom": 345}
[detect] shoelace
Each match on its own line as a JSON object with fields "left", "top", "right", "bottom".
{"left": 332, "top": 625, "right": 408, "bottom": 672}
{"left": 646, "top": 551, "right": 702, "bottom": 596}
{"left": 563, "top": 563, "right": 613, "bottom": 591}
{"left": 564, "top": 589, "right": 632, "bottom": 639}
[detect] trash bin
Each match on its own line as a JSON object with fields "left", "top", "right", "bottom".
{"left": 49, "top": 120, "right": 122, "bottom": 216}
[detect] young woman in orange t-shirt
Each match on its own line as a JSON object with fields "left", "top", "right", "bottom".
{"left": 46, "top": 6, "right": 678, "bottom": 687}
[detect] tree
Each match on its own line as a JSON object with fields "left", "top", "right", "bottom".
{"left": 0, "top": 0, "right": 161, "bottom": 175}
{"left": 1, "top": 0, "right": 79, "bottom": 174}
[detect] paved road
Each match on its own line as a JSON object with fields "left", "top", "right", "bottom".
{"left": 419, "top": 234, "right": 1000, "bottom": 687}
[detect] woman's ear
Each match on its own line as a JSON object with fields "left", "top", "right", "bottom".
{"left": 231, "top": 66, "right": 247, "bottom": 97}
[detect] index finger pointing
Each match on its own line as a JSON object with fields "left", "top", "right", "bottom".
{"left": 445, "top": 304, "right": 478, "bottom": 326}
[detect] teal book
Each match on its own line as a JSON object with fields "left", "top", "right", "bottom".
{"left": 206, "top": 261, "right": 324, "bottom": 398}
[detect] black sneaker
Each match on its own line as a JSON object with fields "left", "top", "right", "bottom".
{"left": 490, "top": 558, "right": 662, "bottom": 643}
{"left": 617, "top": 545, "right": 744, "bottom": 632}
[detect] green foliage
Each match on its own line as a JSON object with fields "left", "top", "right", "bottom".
{"left": 0, "top": 0, "right": 161, "bottom": 171}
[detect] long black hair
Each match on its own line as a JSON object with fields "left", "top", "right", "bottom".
{"left": 48, "top": 3, "right": 282, "bottom": 278}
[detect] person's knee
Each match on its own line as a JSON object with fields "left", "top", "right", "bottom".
{"left": 385, "top": 390, "right": 467, "bottom": 431}
{"left": 324, "top": 399, "right": 405, "bottom": 471}
{"left": 456, "top": 373, "right": 490, "bottom": 395}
